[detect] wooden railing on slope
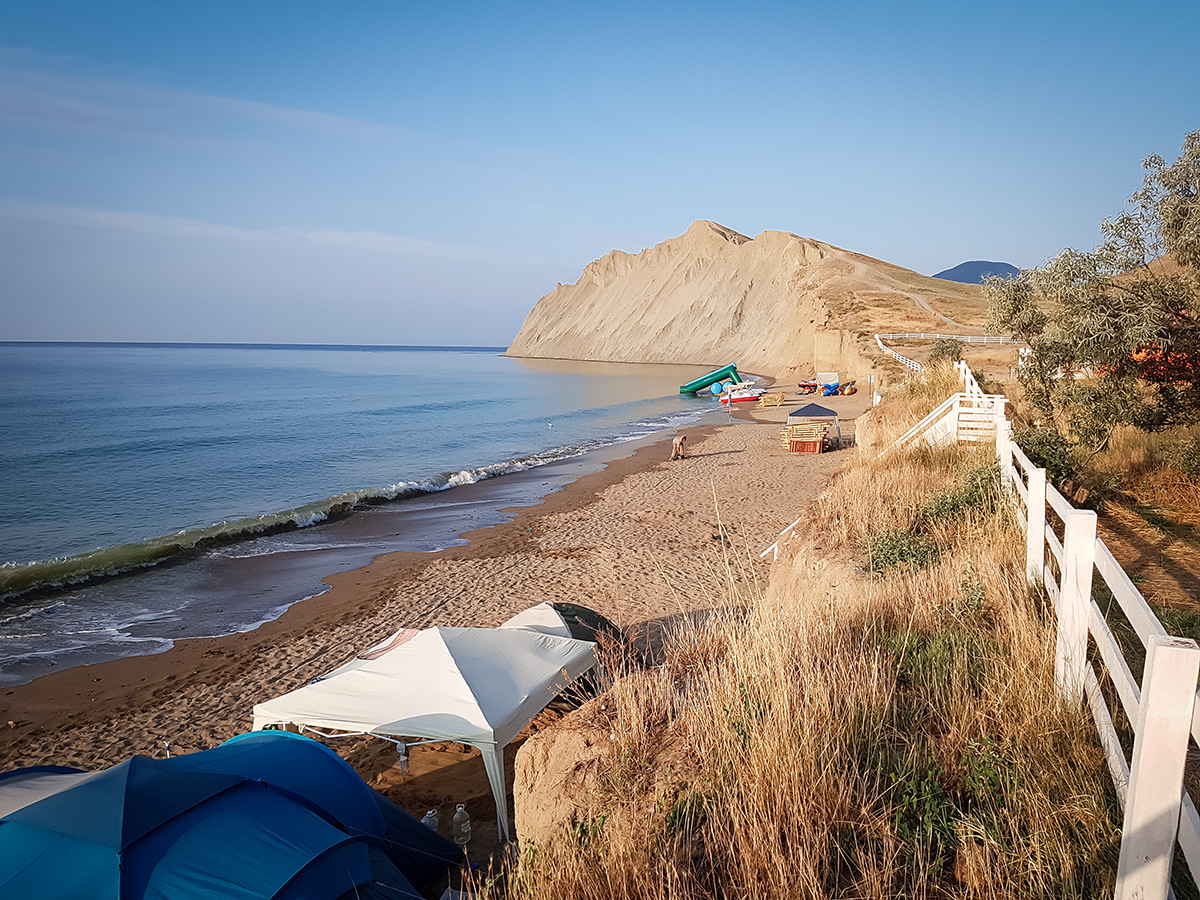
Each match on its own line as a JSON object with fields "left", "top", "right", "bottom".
{"left": 881, "top": 386, "right": 1006, "bottom": 459}
{"left": 763, "top": 360, "right": 1200, "bottom": 899}
{"left": 874, "top": 334, "right": 1019, "bottom": 374}
{"left": 876, "top": 332, "right": 1017, "bottom": 343}
{"left": 1000, "top": 424, "right": 1200, "bottom": 900}
{"left": 947, "top": 361, "right": 1199, "bottom": 898}
{"left": 954, "top": 359, "right": 985, "bottom": 397}
{"left": 875, "top": 334, "right": 923, "bottom": 371}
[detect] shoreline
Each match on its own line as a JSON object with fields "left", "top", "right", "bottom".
{"left": 0, "top": 407, "right": 719, "bottom": 688}
{"left": 0, "top": 392, "right": 868, "bottom": 776}
{"left": 0, "top": 420, "right": 721, "bottom": 757}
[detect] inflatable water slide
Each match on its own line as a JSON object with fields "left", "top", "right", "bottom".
{"left": 678, "top": 364, "right": 741, "bottom": 395}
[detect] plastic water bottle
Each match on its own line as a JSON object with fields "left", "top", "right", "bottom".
{"left": 452, "top": 803, "right": 471, "bottom": 846}
{"left": 420, "top": 809, "right": 438, "bottom": 832}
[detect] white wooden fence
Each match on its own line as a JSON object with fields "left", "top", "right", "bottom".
{"left": 874, "top": 332, "right": 1019, "bottom": 374}
{"left": 983, "top": 391, "right": 1200, "bottom": 898}
{"left": 875, "top": 334, "right": 923, "bottom": 371}
{"left": 876, "top": 332, "right": 1017, "bottom": 343}
{"left": 765, "top": 359, "right": 1200, "bottom": 897}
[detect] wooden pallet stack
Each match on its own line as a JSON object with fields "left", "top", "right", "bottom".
{"left": 781, "top": 422, "right": 829, "bottom": 453}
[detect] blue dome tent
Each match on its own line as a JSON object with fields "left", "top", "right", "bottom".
{"left": 0, "top": 731, "right": 459, "bottom": 900}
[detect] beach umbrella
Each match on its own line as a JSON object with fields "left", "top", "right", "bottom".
{"left": 252, "top": 626, "right": 597, "bottom": 842}
{"left": 500, "top": 601, "right": 621, "bottom": 645}
{"left": 0, "top": 731, "right": 458, "bottom": 900}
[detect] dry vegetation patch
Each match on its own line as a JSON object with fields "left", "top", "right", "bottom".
{"left": 490, "top": 378, "right": 1121, "bottom": 899}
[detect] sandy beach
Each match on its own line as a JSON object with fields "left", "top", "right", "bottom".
{"left": 0, "top": 394, "right": 867, "bottom": 853}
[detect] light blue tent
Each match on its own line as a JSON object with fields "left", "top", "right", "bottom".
{"left": 0, "top": 731, "right": 459, "bottom": 900}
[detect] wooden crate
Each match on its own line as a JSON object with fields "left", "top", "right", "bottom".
{"left": 788, "top": 438, "right": 825, "bottom": 454}
{"left": 783, "top": 422, "right": 829, "bottom": 453}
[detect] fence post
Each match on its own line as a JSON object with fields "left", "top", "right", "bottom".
{"left": 1054, "top": 508, "right": 1096, "bottom": 703}
{"left": 1116, "top": 635, "right": 1200, "bottom": 900}
{"left": 996, "top": 418, "right": 1013, "bottom": 492}
{"left": 950, "top": 396, "right": 960, "bottom": 443}
{"left": 1025, "top": 467, "right": 1047, "bottom": 587}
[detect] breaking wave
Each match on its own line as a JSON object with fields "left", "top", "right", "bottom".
{"left": 0, "top": 409, "right": 701, "bottom": 602}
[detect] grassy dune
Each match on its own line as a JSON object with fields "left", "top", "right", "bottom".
{"left": 478, "top": 367, "right": 1121, "bottom": 899}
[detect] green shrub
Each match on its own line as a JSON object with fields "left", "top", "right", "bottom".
{"left": 1014, "top": 428, "right": 1077, "bottom": 485}
{"left": 879, "top": 627, "right": 997, "bottom": 691}
{"left": 867, "top": 530, "right": 940, "bottom": 572}
{"left": 924, "top": 463, "right": 1000, "bottom": 523}
{"left": 953, "top": 571, "right": 986, "bottom": 619}
{"left": 1177, "top": 438, "right": 1200, "bottom": 481}
{"left": 929, "top": 338, "right": 966, "bottom": 365}
{"left": 888, "top": 749, "right": 957, "bottom": 874}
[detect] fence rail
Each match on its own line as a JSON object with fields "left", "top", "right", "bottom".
{"left": 875, "top": 332, "right": 1017, "bottom": 343}
{"left": 874, "top": 333, "right": 1021, "bottom": 374}
{"left": 763, "top": 360, "right": 1200, "bottom": 898}
{"left": 875, "top": 334, "right": 923, "bottom": 371}
{"left": 963, "top": 363, "right": 1197, "bottom": 899}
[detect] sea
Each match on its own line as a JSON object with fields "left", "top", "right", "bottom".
{"left": 0, "top": 342, "right": 725, "bottom": 687}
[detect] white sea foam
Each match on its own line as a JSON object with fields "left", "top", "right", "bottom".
{"left": 0, "top": 346, "right": 721, "bottom": 685}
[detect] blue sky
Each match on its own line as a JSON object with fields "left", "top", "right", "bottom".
{"left": 1, "top": 1, "right": 1197, "bottom": 345}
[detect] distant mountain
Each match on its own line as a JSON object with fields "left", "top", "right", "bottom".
{"left": 933, "top": 261, "right": 1019, "bottom": 283}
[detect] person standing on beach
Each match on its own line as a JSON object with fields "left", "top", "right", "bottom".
{"left": 670, "top": 434, "right": 687, "bottom": 460}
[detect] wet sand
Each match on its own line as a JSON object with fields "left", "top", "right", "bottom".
{"left": 0, "top": 394, "right": 867, "bottom": 855}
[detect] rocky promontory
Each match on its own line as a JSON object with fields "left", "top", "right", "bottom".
{"left": 506, "top": 220, "right": 984, "bottom": 381}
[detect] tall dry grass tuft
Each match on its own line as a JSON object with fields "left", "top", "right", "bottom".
{"left": 855, "top": 363, "right": 965, "bottom": 452}
{"left": 1093, "top": 423, "right": 1200, "bottom": 514}
{"left": 477, "top": 375, "right": 1120, "bottom": 899}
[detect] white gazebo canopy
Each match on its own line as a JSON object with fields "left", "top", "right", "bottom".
{"left": 499, "top": 602, "right": 577, "bottom": 638}
{"left": 252, "top": 625, "right": 596, "bottom": 842}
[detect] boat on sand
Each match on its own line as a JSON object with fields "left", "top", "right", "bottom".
{"left": 718, "top": 387, "right": 766, "bottom": 404}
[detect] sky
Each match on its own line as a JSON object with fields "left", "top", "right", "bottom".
{"left": 1, "top": 1, "right": 1197, "bottom": 346}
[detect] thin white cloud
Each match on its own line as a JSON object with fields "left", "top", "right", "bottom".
{"left": 0, "top": 47, "right": 396, "bottom": 142}
{"left": 0, "top": 199, "right": 505, "bottom": 260}
{"left": 294, "top": 228, "right": 450, "bottom": 254}
{"left": 0, "top": 199, "right": 271, "bottom": 241}
{"left": 0, "top": 47, "right": 556, "bottom": 164}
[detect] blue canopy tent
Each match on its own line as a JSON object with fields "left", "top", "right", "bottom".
{"left": 0, "top": 731, "right": 459, "bottom": 900}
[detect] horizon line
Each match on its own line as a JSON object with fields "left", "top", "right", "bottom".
{"left": 0, "top": 340, "right": 511, "bottom": 351}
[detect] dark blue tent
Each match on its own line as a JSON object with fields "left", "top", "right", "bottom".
{"left": 787, "top": 403, "right": 842, "bottom": 448}
{"left": 0, "top": 731, "right": 459, "bottom": 900}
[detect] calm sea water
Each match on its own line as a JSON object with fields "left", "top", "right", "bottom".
{"left": 0, "top": 343, "right": 721, "bottom": 685}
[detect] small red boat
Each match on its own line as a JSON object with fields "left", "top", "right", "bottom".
{"left": 718, "top": 388, "right": 766, "bottom": 404}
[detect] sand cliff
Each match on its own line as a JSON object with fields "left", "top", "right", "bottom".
{"left": 506, "top": 220, "right": 985, "bottom": 381}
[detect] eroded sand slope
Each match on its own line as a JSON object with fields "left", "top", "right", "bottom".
{"left": 507, "top": 220, "right": 985, "bottom": 380}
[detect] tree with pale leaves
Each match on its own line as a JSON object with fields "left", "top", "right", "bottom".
{"left": 987, "top": 132, "right": 1200, "bottom": 448}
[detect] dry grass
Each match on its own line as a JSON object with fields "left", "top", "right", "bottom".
{"left": 922, "top": 290, "right": 990, "bottom": 327}
{"left": 1082, "top": 424, "right": 1200, "bottom": 617}
{"left": 1094, "top": 424, "right": 1200, "bottom": 511}
{"left": 475, "top": 375, "right": 1121, "bottom": 899}
{"left": 854, "top": 363, "right": 963, "bottom": 453}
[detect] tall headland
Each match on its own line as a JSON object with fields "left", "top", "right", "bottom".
{"left": 506, "top": 220, "right": 987, "bottom": 382}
